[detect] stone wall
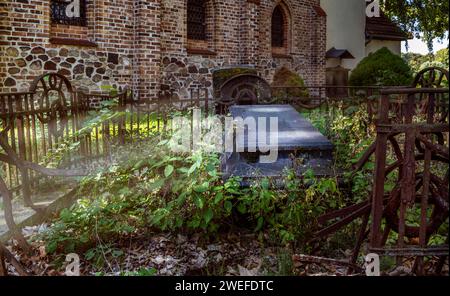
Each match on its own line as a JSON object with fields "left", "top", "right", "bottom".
{"left": 3, "top": 45, "right": 131, "bottom": 92}
{"left": 0, "top": 0, "right": 134, "bottom": 94}
{"left": 1, "top": 0, "right": 326, "bottom": 100}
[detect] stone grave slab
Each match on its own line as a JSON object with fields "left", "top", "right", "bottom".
{"left": 222, "top": 105, "right": 335, "bottom": 184}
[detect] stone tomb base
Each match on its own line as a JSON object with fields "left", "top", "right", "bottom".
{"left": 222, "top": 105, "right": 335, "bottom": 185}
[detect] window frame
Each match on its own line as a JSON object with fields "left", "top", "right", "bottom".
{"left": 271, "top": 3, "right": 291, "bottom": 56}
{"left": 271, "top": 6, "right": 285, "bottom": 48}
{"left": 50, "top": 0, "right": 88, "bottom": 27}
{"left": 187, "top": 0, "right": 207, "bottom": 41}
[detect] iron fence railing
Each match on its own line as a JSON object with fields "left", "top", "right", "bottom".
{"left": 0, "top": 68, "right": 448, "bottom": 275}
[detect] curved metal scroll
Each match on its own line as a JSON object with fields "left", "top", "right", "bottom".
{"left": 413, "top": 67, "right": 449, "bottom": 88}
{"left": 30, "top": 73, "right": 74, "bottom": 138}
{"left": 218, "top": 74, "right": 273, "bottom": 113}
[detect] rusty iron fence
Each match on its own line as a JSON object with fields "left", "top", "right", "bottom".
{"left": 313, "top": 67, "right": 449, "bottom": 275}
{"left": 216, "top": 72, "right": 383, "bottom": 117}
{"left": 0, "top": 68, "right": 448, "bottom": 275}
{"left": 0, "top": 74, "right": 212, "bottom": 196}
{"left": 0, "top": 74, "right": 383, "bottom": 201}
{"left": 369, "top": 87, "right": 449, "bottom": 274}
{"left": 0, "top": 73, "right": 213, "bottom": 275}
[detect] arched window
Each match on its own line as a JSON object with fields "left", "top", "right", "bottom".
{"left": 187, "top": 0, "right": 206, "bottom": 40}
{"left": 272, "top": 5, "right": 285, "bottom": 48}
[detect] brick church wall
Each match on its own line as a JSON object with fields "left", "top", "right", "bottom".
{"left": 1, "top": 0, "right": 326, "bottom": 100}
{"left": 0, "top": 0, "right": 135, "bottom": 94}
{"left": 160, "top": 0, "right": 326, "bottom": 100}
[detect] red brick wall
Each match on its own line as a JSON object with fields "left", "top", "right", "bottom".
{"left": 160, "top": 0, "right": 326, "bottom": 100}
{"left": 256, "top": 0, "right": 326, "bottom": 86}
{"left": 133, "top": 0, "right": 162, "bottom": 100}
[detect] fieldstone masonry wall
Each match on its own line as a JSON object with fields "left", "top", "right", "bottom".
{"left": 3, "top": 45, "right": 131, "bottom": 92}
{"left": 1, "top": 0, "right": 326, "bottom": 100}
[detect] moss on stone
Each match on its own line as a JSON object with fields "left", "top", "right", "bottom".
{"left": 272, "top": 67, "right": 309, "bottom": 101}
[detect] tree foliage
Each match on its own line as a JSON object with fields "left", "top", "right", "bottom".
{"left": 435, "top": 48, "right": 450, "bottom": 68}
{"left": 402, "top": 52, "right": 434, "bottom": 74}
{"left": 380, "top": 0, "right": 449, "bottom": 50}
{"left": 402, "top": 48, "right": 449, "bottom": 74}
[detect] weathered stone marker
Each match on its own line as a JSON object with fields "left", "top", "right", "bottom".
{"left": 222, "top": 105, "right": 334, "bottom": 184}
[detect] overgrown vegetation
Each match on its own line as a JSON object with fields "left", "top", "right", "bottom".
{"left": 349, "top": 47, "right": 413, "bottom": 86}
{"left": 33, "top": 98, "right": 447, "bottom": 275}
{"left": 402, "top": 48, "right": 449, "bottom": 87}
{"left": 34, "top": 100, "right": 377, "bottom": 274}
{"left": 41, "top": 135, "right": 344, "bottom": 257}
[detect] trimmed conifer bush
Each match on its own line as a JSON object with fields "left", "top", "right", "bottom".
{"left": 349, "top": 47, "right": 413, "bottom": 86}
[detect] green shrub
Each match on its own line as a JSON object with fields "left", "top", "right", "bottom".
{"left": 349, "top": 47, "right": 413, "bottom": 86}
{"left": 272, "top": 67, "right": 309, "bottom": 101}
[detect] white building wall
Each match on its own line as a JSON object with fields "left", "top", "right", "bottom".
{"left": 320, "top": 0, "right": 366, "bottom": 70}
{"left": 366, "top": 40, "right": 402, "bottom": 56}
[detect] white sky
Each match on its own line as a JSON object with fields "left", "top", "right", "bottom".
{"left": 402, "top": 37, "right": 449, "bottom": 55}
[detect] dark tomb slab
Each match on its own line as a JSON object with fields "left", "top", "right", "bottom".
{"left": 222, "top": 105, "right": 335, "bottom": 184}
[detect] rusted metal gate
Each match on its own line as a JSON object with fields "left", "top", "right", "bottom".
{"left": 0, "top": 73, "right": 212, "bottom": 191}
{"left": 315, "top": 67, "right": 449, "bottom": 275}
{"left": 0, "top": 73, "right": 211, "bottom": 275}
{"left": 369, "top": 86, "right": 448, "bottom": 274}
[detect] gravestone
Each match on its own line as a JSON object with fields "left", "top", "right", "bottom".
{"left": 222, "top": 105, "right": 334, "bottom": 185}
